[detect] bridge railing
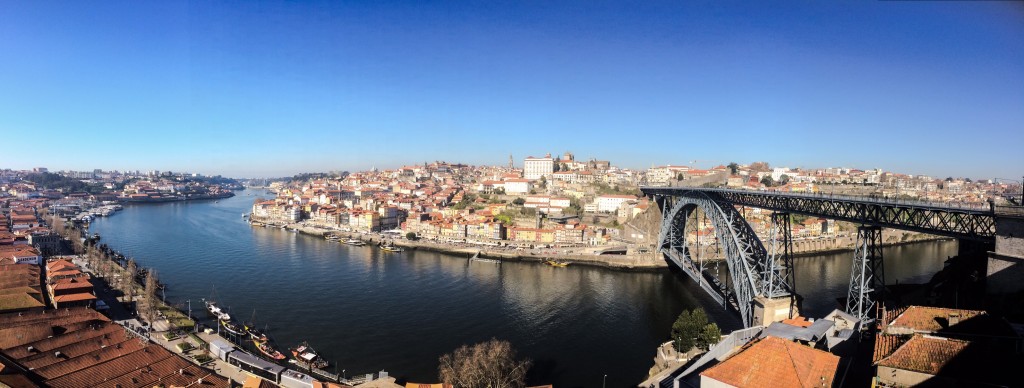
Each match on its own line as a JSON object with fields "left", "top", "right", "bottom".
{"left": 641, "top": 186, "right": 992, "bottom": 213}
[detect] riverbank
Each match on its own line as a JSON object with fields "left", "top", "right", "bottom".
{"left": 253, "top": 218, "right": 956, "bottom": 271}
{"left": 252, "top": 220, "right": 670, "bottom": 272}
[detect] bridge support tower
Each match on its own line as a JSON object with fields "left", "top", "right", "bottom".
{"left": 846, "top": 226, "right": 884, "bottom": 323}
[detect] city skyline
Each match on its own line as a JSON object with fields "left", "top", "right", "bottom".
{"left": 2, "top": 1, "right": 1022, "bottom": 178}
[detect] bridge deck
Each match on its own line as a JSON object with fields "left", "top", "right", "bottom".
{"left": 642, "top": 187, "right": 996, "bottom": 241}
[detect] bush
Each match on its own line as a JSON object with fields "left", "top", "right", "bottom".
{"left": 176, "top": 342, "right": 194, "bottom": 353}
{"left": 406, "top": 232, "right": 418, "bottom": 241}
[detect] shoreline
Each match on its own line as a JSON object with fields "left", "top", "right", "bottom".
{"left": 249, "top": 218, "right": 956, "bottom": 272}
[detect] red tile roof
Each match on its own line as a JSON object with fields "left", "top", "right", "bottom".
{"left": 700, "top": 336, "right": 839, "bottom": 388}
{"left": 887, "top": 306, "right": 986, "bottom": 333}
{"left": 875, "top": 335, "right": 970, "bottom": 375}
{"left": 872, "top": 334, "right": 908, "bottom": 363}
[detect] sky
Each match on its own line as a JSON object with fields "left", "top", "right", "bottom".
{"left": 1, "top": 1, "right": 1022, "bottom": 179}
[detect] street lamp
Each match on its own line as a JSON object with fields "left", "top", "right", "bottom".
{"left": 603, "top": 374, "right": 607, "bottom": 388}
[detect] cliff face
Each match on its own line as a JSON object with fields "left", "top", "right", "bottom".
{"left": 622, "top": 199, "right": 664, "bottom": 253}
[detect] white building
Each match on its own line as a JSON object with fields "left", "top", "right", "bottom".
{"left": 503, "top": 179, "right": 532, "bottom": 194}
{"left": 524, "top": 155, "right": 554, "bottom": 180}
{"left": 596, "top": 195, "right": 636, "bottom": 213}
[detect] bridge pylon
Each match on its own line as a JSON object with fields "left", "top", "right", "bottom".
{"left": 764, "top": 212, "right": 797, "bottom": 318}
{"left": 846, "top": 225, "right": 885, "bottom": 323}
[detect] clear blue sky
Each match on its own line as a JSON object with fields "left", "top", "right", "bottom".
{"left": 1, "top": 1, "right": 1022, "bottom": 179}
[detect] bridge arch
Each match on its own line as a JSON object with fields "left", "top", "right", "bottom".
{"left": 657, "top": 190, "right": 792, "bottom": 326}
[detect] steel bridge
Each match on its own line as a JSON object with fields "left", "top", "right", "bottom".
{"left": 641, "top": 187, "right": 997, "bottom": 327}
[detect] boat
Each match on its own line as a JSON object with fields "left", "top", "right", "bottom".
{"left": 244, "top": 310, "right": 269, "bottom": 342}
{"left": 204, "top": 299, "right": 228, "bottom": 320}
{"left": 325, "top": 234, "right": 340, "bottom": 241}
{"left": 344, "top": 239, "right": 366, "bottom": 246}
{"left": 246, "top": 324, "right": 268, "bottom": 342}
{"left": 291, "top": 342, "right": 329, "bottom": 369}
{"left": 544, "top": 259, "right": 569, "bottom": 267}
{"left": 380, "top": 242, "right": 404, "bottom": 252}
{"left": 254, "top": 340, "right": 286, "bottom": 360}
{"left": 220, "top": 318, "right": 244, "bottom": 336}
{"left": 242, "top": 213, "right": 249, "bottom": 218}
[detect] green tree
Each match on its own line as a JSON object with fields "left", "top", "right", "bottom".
{"left": 779, "top": 174, "right": 790, "bottom": 185}
{"left": 406, "top": 232, "right": 418, "bottom": 241}
{"left": 676, "top": 173, "right": 685, "bottom": 181}
{"left": 697, "top": 323, "right": 722, "bottom": 350}
{"left": 760, "top": 175, "right": 774, "bottom": 187}
{"left": 727, "top": 162, "right": 739, "bottom": 175}
{"left": 671, "top": 308, "right": 719, "bottom": 352}
{"left": 512, "top": 197, "right": 526, "bottom": 206}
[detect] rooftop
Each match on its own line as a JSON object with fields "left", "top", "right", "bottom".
{"left": 700, "top": 336, "right": 839, "bottom": 388}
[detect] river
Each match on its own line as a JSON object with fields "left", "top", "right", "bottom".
{"left": 88, "top": 189, "right": 957, "bottom": 387}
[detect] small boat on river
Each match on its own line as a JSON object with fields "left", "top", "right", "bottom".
{"left": 291, "top": 342, "right": 329, "bottom": 369}
{"left": 544, "top": 259, "right": 569, "bottom": 267}
{"left": 380, "top": 242, "right": 404, "bottom": 252}
{"left": 220, "top": 318, "right": 244, "bottom": 336}
{"left": 254, "top": 340, "right": 287, "bottom": 360}
{"left": 204, "top": 299, "right": 228, "bottom": 320}
{"left": 344, "top": 239, "right": 366, "bottom": 246}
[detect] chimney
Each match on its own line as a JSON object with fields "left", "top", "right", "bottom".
{"left": 948, "top": 313, "right": 961, "bottom": 326}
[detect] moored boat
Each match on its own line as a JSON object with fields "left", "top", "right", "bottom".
{"left": 204, "top": 299, "right": 227, "bottom": 319}
{"left": 290, "top": 342, "right": 329, "bottom": 369}
{"left": 344, "top": 239, "right": 366, "bottom": 246}
{"left": 544, "top": 259, "right": 569, "bottom": 267}
{"left": 245, "top": 322, "right": 268, "bottom": 343}
{"left": 220, "top": 318, "right": 244, "bottom": 336}
{"left": 254, "top": 340, "right": 287, "bottom": 360}
{"left": 379, "top": 242, "right": 404, "bottom": 252}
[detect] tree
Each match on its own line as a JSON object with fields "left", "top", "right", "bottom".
{"left": 676, "top": 173, "right": 685, "bottom": 181}
{"left": 749, "top": 162, "right": 771, "bottom": 172}
{"left": 438, "top": 338, "right": 531, "bottom": 388}
{"left": 727, "top": 162, "right": 739, "bottom": 175}
{"left": 779, "top": 174, "right": 790, "bottom": 186}
{"left": 697, "top": 323, "right": 722, "bottom": 350}
{"left": 671, "top": 308, "right": 719, "bottom": 352}
{"left": 144, "top": 269, "right": 159, "bottom": 324}
{"left": 760, "top": 175, "right": 775, "bottom": 187}
{"left": 512, "top": 197, "right": 526, "bottom": 206}
{"left": 124, "top": 259, "right": 137, "bottom": 308}
{"left": 406, "top": 232, "right": 418, "bottom": 241}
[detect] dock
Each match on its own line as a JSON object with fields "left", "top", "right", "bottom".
{"left": 469, "top": 251, "right": 501, "bottom": 264}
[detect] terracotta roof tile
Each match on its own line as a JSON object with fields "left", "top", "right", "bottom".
{"left": 888, "top": 306, "right": 986, "bottom": 333}
{"left": 872, "top": 334, "right": 908, "bottom": 363}
{"left": 876, "top": 335, "right": 970, "bottom": 375}
{"left": 700, "top": 336, "right": 839, "bottom": 388}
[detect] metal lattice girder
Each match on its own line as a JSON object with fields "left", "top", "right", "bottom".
{"left": 846, "top": 226, "right": 885, "bottom": 323}
{"left": 655, "top": 191, "right": 790, "bottom": 327}
{"left": 764, "top": 212, "right": 795, "bottom": 301}
{"left": 643, "top": 187, "right": 995, "bottom": 242}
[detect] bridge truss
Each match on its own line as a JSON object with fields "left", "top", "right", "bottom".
{"left": 693, "top": 188, "right": 995, "bottom": 241}
{"left": 657, "top": 191, "right": 794, "bottom": 326}
{"left": 646, "top": 187, "right": 997, "bottom": 328}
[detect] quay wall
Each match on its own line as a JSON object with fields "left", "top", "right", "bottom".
{"left": 249, "top": 219, "right": 953, "bottom": 272}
